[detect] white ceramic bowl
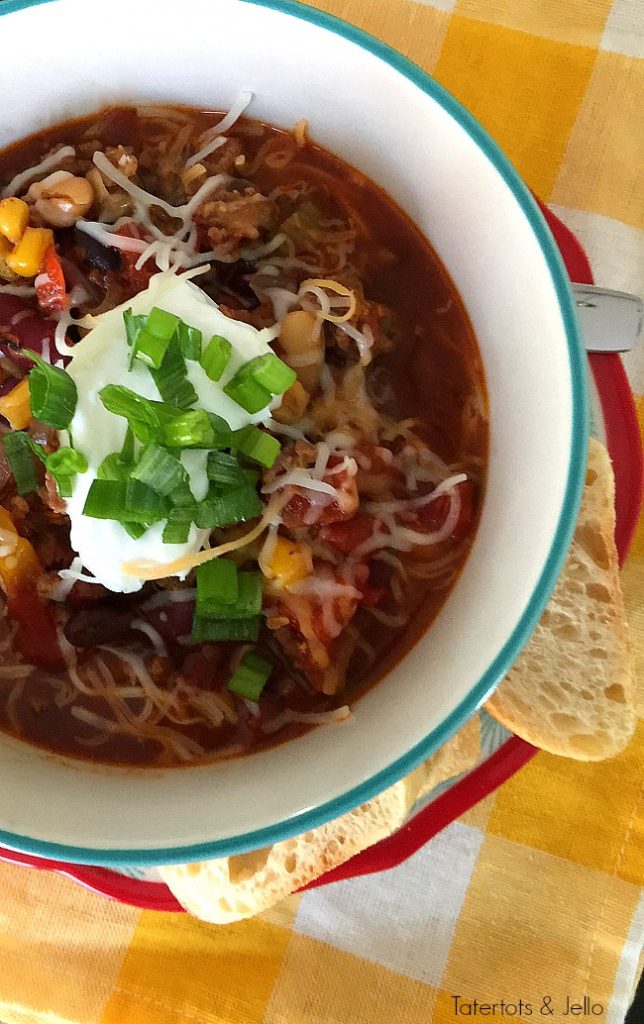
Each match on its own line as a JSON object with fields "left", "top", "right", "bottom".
{"left": 0, "top": 0, "right": 586, "bottom": 865}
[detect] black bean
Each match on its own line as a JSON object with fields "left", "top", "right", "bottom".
{"left": 64, "top": 606, "right": 133, "bottom": 648}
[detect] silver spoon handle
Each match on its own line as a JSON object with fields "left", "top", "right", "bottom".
{"left": 572, "top": 284, "right": 642, "bottom": 353}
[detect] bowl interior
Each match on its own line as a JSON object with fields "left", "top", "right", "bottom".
{"left": 0, "top": 0, "right": 585, "bottom": 864}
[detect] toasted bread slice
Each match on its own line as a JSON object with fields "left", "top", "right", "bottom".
{"left": 486, "top": 438, "right": 635, "bottom": 759}
{"left": 160, "top": 716, "right": 480, "bottom": 924}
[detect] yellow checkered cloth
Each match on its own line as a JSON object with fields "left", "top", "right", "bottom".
{"left": 0, "top": 2, "right": 642, "bottom": 1021}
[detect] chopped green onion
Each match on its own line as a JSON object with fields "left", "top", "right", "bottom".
{"left": 2, "top": 432, "right": 39, "bottom": 494}
{"left": 206, "top": 450, "right": 247, "bottom": 489}
{"left": 148, "top": 339, "right": 197, "bottom": 409}
{"left": 25, "top": 350, "right": 77, "bottom": 429}
{"left": 232, "top": 425, "right": 280, "bottom": 468}
{"left": 240, "top": 353, "right": 296, "bottom": 395}
{"left": 131, "top": 445, "right": 186, "bottom": 496}
{"left": 162, "top": 512, "right": 192, "bottom": 544}
{"left": 176, "top": 322, "right": 202, "bottom": 360}
{"left": 97, "top": 453, "right": 131, "bottom": 482}
{"left": 124, "top": 522, "right": 149, "bottom": 539}
{"left": 124, "top": 309, "right": 146, "bottom": 347}
{"left": 227, "top": 650, "right": 272, "bottom": 701}
{"left": 124, "top": 480, "right": 170, "bottom": 523}
{"left": 132, "top": 328, "right": 172, "bottom": 370}
{"left": 199, "top": 570, "right": 262, "bottom": 620}
{"left": 196, "top": 559, "right": 239, "bottom": 617}
{"left": 223, "top": 374, "right": 272, "bottom": 414}
{"left": 200, "top": 335, "right": 232, "bottom": 382}
{"left": 194, "top": 484, "right": 262, "bottom": 529}
{"left": 124, "top": 309, "right": 147, "bottom": 368}
{"left": 163, "top": 409, "right": 213, "bottom": 449}
{"left": 242, "top": 468, "right": 261, "bottom": 488}
{"left": 190, "top": 615, "right": 260, "bottom": 644}
{"left": 82, "top": 479, "right": 169, "bottom": 524}
{"left": 127, "top": 307, "right": 180, "bottom": 370}
{"left": 169, "top": 481, "right": 196, "bottom": 508}
{"left": 82, "top": 480, "right": 127, "bottom": 519}
{"left": 147, "top": 307, "right": 181, "bottom": 342}
{"left": 206, "top": 412, "right": 234, "bottom": 449}
{"left": 163, "top": 409, "right": 232, "bottom": 450}
{"left": 46, "top": 447, "right": 87, "bottom": 478}
{"left": 120, "top": 425, "right": 135, "bottom": 464}
{"left": 99, "top": 385, "right": 180, "bottom": 445}
{"left": 45, "top": 446, "right": 87, "bottom": 498}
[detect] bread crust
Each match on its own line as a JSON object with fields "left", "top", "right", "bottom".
{"left": 485, "top": 438, "right": 635, "bottom": 760}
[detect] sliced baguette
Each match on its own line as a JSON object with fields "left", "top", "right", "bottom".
{"left": 486, "top": 437, "right": 635, "bottom": 760}
{"left": 160, "top": 715, "right": 480, "bottom": 924}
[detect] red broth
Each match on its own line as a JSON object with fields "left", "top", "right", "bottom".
{"left": 0, "top": 106, "right": 487, "bottom": 766}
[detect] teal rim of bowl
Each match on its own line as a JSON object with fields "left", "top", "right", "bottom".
{"left": 0, "top": 0, "right": 588, "bottom": 867}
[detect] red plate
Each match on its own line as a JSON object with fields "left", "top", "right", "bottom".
{"left": 1, "top": 204, "right": 641, "bottom": 912}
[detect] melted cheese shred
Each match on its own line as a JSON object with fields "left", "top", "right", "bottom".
{"left": 298, "top": 279, "right": 357, "bottom": 324}
{"left": 2, "top": 145, "right": 75, "bottom": 198}
{"left": 121, "top": 499, "right": 284, "bottom": 580}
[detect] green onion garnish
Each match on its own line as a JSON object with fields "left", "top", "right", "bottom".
{"left": 223, "top": 352, "right": 295, "bottom": 412}
{"left": 120, "top": 425, "right": 135, "bottom": 463}
{"left": 126, "top": 308, "right": 181, "bottom": 370}
{"left": 163, "top": 409, "right": 231, "bottom": 450}
{"left": 131, "top": 444, "right": 186, "bottom": 496}
{"left": 124, "top": 309, "right": 146, "bottom": 346}
{"left": 169, "top": 481, "right": 196, "bottom": 508}
{"left": 227, "top": 650, "right": 272, "bottom": 701}
{"left": 99, "top": 385, "right": 180, "bottom": 445}
{"left": 194, "top": 484, "right": 262, "bottom": 529}
{"left": 232, "top": 425, "right": 280, "bottom": 468}
{"left": 200, "top": 335, "right": 232, "bottom": 382}
{"left": 46, "top": 447, "right": 87, "bottom": 477}
{"left": 45, "top": 447, "right": 87, "bottom": 498}
{"left": 147, "top": 307, "right": 181, "bottom": 342}
{"left": 241, "top": 353, "right": 296, "bottom": 395}
{"left": 162, "top": 512, "right": 192, "bottom": 544}
{"left": 148, "top": 339, "right": 198, "bottom": 410}
{"left": 223, "top": 375, "right": 272, "bottom": 414}
{"left": 25, "top": 351, "right": 77, "bottom": 429}
{"left": 206, "top": 450, "right": 247, "bottom": 490}
{"left": 82, "top": 479, "right": 169, "bottom": 524}
{"left": 163, "top": 409, "right": 213, "bottom": 449}
{"left": 97, "top": 453, "right": 131, "bottom": 482}
{"left": 124, "top": 309, "right": 147, "bottom": 369}
{"left": 124, "top": 522, "right": 149, "bottom": 539}
{"left": 2, "top": 431, "right": 39, "bottom": 494}
{"left": 132, "top": 328, "right": 171, "bottom": 370}
{"left": 176, "top": 322, "right": 202, "bottom": 360}
{"left": 124, "top": 480, "right": 171, "bottom": 523}
{"left": 198, "top": 569, "right": 261, "bottom": 619}
{"left": 190, "top": 615, "right": 260, "bottom": 644}
{"left": 195, "top": 559, "right": 239, "bottom": 617}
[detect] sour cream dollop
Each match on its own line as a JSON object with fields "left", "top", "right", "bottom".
{"left": 61, "top": 272, "right": 279, "bottom": 593}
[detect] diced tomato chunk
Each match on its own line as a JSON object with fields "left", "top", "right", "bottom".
{"left": 8, "top": 586, "right": 65, "bottom": 672}
{"left": 35, "top": 246, "right": 67, "bottom": 315}
{"left": 320, "top": 515, "right": 380, "bottom": 555}
{"left": 116, "top": 223, "right": 156, "bottom": 292}
{"left": 412, "top": 481, "right": 475, "bottom": 543}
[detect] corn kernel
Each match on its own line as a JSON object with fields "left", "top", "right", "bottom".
{"left": 265, "top": 537, "right": 312, "bottom": 589}
{"left": 6, "top": 226, "right": 53, "bottom": 278}
{"left": 0, "top": 197, "right": 30, "bottom": 245}
{"left": 0, "top": 506, "right": 40, "bottom": 598}
{"left": 0, "top": 379, "right": 31, "bottom": 429}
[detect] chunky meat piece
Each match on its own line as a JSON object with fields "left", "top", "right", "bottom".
{"left": 265, "top": 445, "right": 359, "bottom": 529}
{"left": 194, "top": 187, "right": 277, "bottom": 253}
{"left": 268, "top": 563, "right": 368, "bottom": 693}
